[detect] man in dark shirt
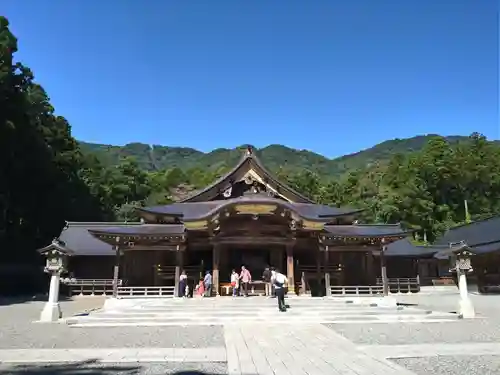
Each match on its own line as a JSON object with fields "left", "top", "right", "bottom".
{"left": 262, "top": 266, "right": 272, "bottom": 297}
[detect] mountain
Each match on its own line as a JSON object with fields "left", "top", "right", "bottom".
{"left": 78, "top": 134, "right": 493, "bottom": 175}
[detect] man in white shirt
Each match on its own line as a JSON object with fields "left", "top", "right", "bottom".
{"left": 273, "top": 269, "right": 288, "bottom": 312}
{"left": 270, "top": 268, "right": 277, "bottom": 298}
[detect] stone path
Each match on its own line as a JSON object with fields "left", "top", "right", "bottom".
{"left": 224, "top": 323, "right": 418, "bottom": 375}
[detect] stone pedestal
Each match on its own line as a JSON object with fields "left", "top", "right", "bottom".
{"left": 458, "top": 271, "right": 475, "bottom": 318}
{"left": 39, "top": 273, "right": 62, "bottom": 322}
{"left": 458, "top": 297, "right": 475, "bottom": 318}
{"left": 40, "top": 302, "right": 62, "bottom": 322}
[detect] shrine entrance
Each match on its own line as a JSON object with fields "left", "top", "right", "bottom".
{"left": 225, "top": 247, "right": 271, "bottom": 280}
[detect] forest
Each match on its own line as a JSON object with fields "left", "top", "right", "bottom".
{"left": 1, "top": 16, "right": 500, "bottom": 292}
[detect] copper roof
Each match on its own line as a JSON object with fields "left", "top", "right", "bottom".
{"left": 140, "top": 198, "right": 363, "bottom": 221}
{"left": 180, "top": 148, "right": 314, "bottom": 203}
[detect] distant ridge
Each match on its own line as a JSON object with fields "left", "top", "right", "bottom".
{"left": 79, "top": 134, "right": 498, "bottom": 175}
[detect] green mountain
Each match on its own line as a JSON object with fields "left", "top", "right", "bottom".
{"left": 78, "top": 134, "right": 494, "bottom": 175}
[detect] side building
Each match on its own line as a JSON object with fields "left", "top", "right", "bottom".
{"left": 384, "top": 215, "right": 500, "bottom": 293}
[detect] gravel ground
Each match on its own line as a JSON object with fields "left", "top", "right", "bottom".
{"left": 328, "top": 318, "right": 500, "bottom": 345}
{"left": 326, "top": 293, "right": 500, "bottom": 345}
{"left": 0, "top": 300, "right": 224, "bottom": 349}
{"left": 0, "top": 361, "right": 227, "bottom": 375}
{"left": 392, "top": 355, "right": 500, "bottom": 375}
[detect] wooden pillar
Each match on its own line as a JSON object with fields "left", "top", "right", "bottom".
{"left": 366, "top": 251, "right": 374, "bottom": 285}
{"left": 174, "top": 247, "right": 183, "bottom": 297}
{"left": 112, "top": 238, "right": 121, "bottom": 298}
{"left": 153, "top": 251, "right": 162, "bottom": 287}
{"left": 338, "top": 253, "right": 344, "bottom": 285}
{"left": 316, "top": 249, "right": 321, "bottom": 289}
{"left": 270, "top": 247, "right": 283, "bottom": 271}
{"left": 213, "top": 244, "right": 220, "bottom": 296}
{"left": 219, "top": 246, "right": 227, "bottom": 283}
{"left": 380, "top": 245, "right": 389, "bottom": 296}
{"left": 286, "top": 243, "right": 295, "bottom": 295}
{"left": 324, "top": 247, "right": 331, "bottom": 296}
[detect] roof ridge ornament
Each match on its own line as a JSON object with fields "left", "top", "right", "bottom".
{"left": 246, "top": 145, "right": 253, "bottom": 156}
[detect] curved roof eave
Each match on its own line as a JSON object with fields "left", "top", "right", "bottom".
{"left": 180, "top": 151, "right": 314, "bottom": 203}
{"left": 141, "top": 197, "right": 364, "bottom": 222}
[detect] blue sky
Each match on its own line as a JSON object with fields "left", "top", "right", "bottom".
{"left": 3, "top": 1, "right": 498, "bottom": 158}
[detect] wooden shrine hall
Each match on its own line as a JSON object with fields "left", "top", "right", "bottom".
{"left": 41, "top": 147, "right": 417, "bottom": 298}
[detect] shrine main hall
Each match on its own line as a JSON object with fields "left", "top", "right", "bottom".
{"left": 41, "top": 147, "right": 426, "bottom": 298}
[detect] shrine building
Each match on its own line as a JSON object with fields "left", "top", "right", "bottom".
{"left": 40, "top": 147, "right": 443, "bottom": 298}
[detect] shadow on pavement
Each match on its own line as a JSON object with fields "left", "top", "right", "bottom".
{"left": 0, "top": 360, "right": 140, "bottom": 375}
{"left": 0, "top": 294, "right": 71, "bottom": 307}
{"left": 0, "top": 360, "right": 228, "bottom": 375}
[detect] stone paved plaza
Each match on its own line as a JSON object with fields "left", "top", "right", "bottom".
{"left": 1, "top": 293, "right": 500, "bottom": 374}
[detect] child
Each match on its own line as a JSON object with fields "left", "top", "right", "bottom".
{"left": 195, "top": 279, "right": 205, "bottom": 298}
{"left": 230, "top": 269, "right": 239, "bottom": 297}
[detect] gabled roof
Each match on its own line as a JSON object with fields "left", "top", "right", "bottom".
{"left": 55, "top": 222, "right": 142, "bottom": 256}
{"left": 140, "top": 197, "right": 363, "bottom": 222}
{"left": 435, "top": 215, "right": 500, "bottom": 247}
{"left": 180, "top": 147, "right": 314, "bottom": 203}
{"left": 434, "top": 215, "right": 500, "bottom": 255}
{"left": 383, "top": 238, "right": 451, "bottom": 257}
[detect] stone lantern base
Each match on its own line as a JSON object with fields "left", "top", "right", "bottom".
{"left": 459, "top": 298, "right": 475, "bottom": 319}
{"left": 39, "top": 302, "right": 62, "bottom": 322}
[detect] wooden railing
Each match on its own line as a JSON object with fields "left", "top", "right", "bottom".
{"left": 156, "top": 265, "right": 201, "bottom": 280}
{"left": 117, "top": 286, "right": 175, "bottom": 298}
{"left": 329, "top": 285, "right": 384, "bottom": 296}
{"left": 299, "top": 265, "right": 342, "bottom": 274}
{"left": 376, "top": 277, "right": 420, "bottom": 294}
{"left": 61, "top": 278, "right": 123, "bottom": 296}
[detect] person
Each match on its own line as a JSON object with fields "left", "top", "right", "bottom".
{"left": 230, "top": 269, "right": 239, "bottom": 297}
{"left": 262, "top": 266, "right": 272, "bottom": 297}
{"left": 203, "top": 270, "right": 212, "bottom": 297}
{"left": 270, "top": 267, "right": 277, "bottom": 298}
{"left": 179, "top": 270, "right": 188, "bottom": 297}
{"left": 273, "top": 269, "right": 288, "bottom": 312}
{"left": 195, "top": 278, "right": 205, "bottom": 297}
{"left": 239, "top": 265, "right": 252, "bottom": 297}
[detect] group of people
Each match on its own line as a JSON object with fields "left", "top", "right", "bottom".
{"left": 178, "top": 265, "right": 290, "bottom": 311}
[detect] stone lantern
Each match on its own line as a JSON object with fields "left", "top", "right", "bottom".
{"left": 435, "top": 242, "right": 475, "bottom": 318}
{"left": 38, "top": 239, "right": 71, "bottom": 322}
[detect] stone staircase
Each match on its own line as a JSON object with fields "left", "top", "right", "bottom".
{"left": 66, "top": 296, "right": 458, "bottom": 327}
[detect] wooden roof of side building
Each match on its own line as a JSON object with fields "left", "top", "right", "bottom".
{"left": 386, "top": 214, "right": 500, "bottom": 257}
